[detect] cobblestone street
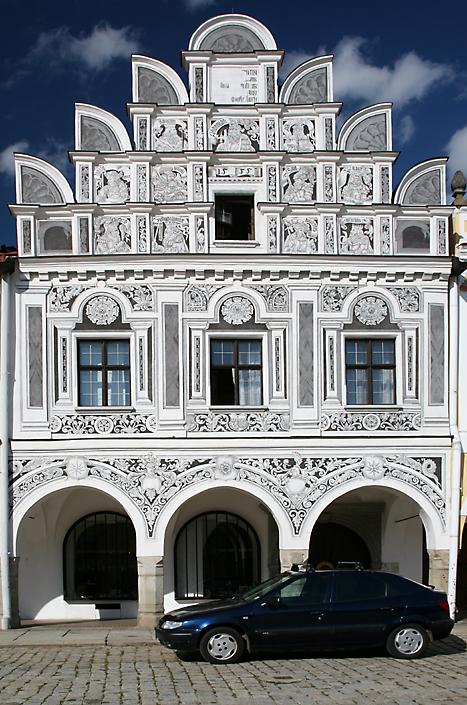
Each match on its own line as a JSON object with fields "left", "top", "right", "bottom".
{"left": 0, "top": 633, "right": 465, "bottom": 705}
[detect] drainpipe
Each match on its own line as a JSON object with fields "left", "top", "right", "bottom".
{"left": 448, "top": 275, "right": 462, "bottom": 620}
{"left": 0, "top": 253, "right": 16, "bottom": 630}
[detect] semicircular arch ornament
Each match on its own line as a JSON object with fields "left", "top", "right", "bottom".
{"left": 354, "top": 296, "right": 388, "bottom": 326}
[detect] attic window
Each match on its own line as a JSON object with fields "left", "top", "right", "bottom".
{"left": 215, "top": 194, "right": 255, "bottom": 240}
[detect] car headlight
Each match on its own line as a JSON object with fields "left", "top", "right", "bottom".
{"left": 160, "top": 620, "right": 183, "bottom": 630}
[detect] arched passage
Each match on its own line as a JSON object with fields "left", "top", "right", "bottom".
{"left": 163, "top": 486, "right": 280, "bottom": 612}
{"left": 16, "top": 486, "right": 139, "bottom": 621}
{"left": 307, "top": 486, "right": 435, "bottom": 586}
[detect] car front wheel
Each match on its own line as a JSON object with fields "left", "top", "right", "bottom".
{"left": 200, "top": 627, "right": 245, "bottom": 664}
{"left": 386, "top": 623, "right": 429, "bottom": 659}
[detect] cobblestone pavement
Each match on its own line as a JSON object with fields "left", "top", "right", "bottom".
{"left": 0, "top": 633, "right": 465, "bottom": 705}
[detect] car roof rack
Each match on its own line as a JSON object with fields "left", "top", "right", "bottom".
{"left": 290, "top": 561, "right": 314, "bottom": 573}
{"left": 335, "top": 561, "right": 364, "bottom": 571}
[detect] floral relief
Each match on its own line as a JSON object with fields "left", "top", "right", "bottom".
{"left": 220, "top": 296, "right": 254, "bottom": 325}
{"left": 85, "top": 296, "right": 120, "bottom": 325}
{"left": 354, "top": 296, "right": 388, "bottom": 326}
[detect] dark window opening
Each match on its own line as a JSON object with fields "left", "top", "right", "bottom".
{"left": 215, "top": 194, "right": 255, "bottom": 240}
{"left": 211, "top": 339, "right": 262, "bottom": 406}
{"left": 345, "top": 338, "right": 395, "bottom": 405}
{"left": 78, "top": 339, "right": 130, "bottom": 407}
{"left": 63, "top": 512, "right": 137, "bottom": 601}
{"left": 175, "top": 512, "right": 261, "bottom": 599}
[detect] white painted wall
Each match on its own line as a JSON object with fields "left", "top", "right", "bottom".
{"left": 381, "top": 493, "right": 424, "bottom": 582}
{"left": 17, "top": 487, "right": 138, "bottom": 620}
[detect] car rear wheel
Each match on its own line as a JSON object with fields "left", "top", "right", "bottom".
{"left": 200, "top": 627, "right": 245, "bottom": 664}
{"left": 386, "top": 623, "right": 429, "bottom": 659}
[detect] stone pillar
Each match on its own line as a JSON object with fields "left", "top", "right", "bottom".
{"left": 280, "top": 549, "right": 308, "bottom": 572}
{"left": 428, "top": 549, "right": 449, "bottom": 592}
{"left": 137, "top": 556, "right": 164, "bottom": 627}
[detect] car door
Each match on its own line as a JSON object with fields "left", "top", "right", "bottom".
{"left": 328, "top": 572, "right": 396, "bottom": 647}
{"left": 248, "top": 572, "right": 333, "bottom": 651}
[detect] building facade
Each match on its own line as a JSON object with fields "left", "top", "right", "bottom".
{"left": 6, "top": 15, "right": 454, "bottom": 625}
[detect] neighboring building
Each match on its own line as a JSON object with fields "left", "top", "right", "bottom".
{"left": 5, "top": 15, "right": 454, "bottom": 626}
{"left": 452, "top": 171, "right": 467, "bottom": 613}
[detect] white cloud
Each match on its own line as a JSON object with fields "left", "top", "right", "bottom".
{"left": 0, "top": 141, "right": 29, "bottom": 177}
{"left": 446, "top": 125, "right": 467, "bottom": 176}
{"left": 37, "top": 139, "right": 72, "bottom": 176}
{"left": 185, "top": 0, "right": 218, "bottom": 9}
{"left": 282, "top": 38, "right": 452, "bottom": 109}
{"left": 5, "top": 23, "right": 140, "bottom": 85}
{"left": 399, "top": 115, "right": 415, "bottom": 144}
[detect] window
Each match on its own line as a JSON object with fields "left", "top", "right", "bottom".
{"left": 63, "top": 512, "right": 137, "bottom": 601}
{"left": 78, "top": 340, "right": 130, "bottom": 407}
{"left": 278, "top": 573, "right": 331, "bottom": 605}
{"left": 175, "top": 512, "right": 260, "bottom": 599}
{"left": 210, "top": 339, "right": 262, "bottom": 406}
{"left": 345, "top": 339, "right": 395, "bottom": 405}
{"left": 215, "top": 194, "right": 254, "bottom": 240}
{"left": 333, "top": 572, "right": 387, "bottom": 603}
{"left": 395, "top": 220, "right": 430, "bottom": 254}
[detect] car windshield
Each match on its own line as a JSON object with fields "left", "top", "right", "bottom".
{"left": 238, "top": 574, "right": 294, "bottom": 601}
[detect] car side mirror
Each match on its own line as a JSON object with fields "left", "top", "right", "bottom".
{"left": 263, "top": 595, "right": 281, "bottom": 608}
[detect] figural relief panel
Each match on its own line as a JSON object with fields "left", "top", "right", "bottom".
{"left": 94, "top": 165, "right": 130, "bottom": 204}
{"left": 94, "top": 216, "right": 131, "bottom": 254}
{"left": 338, "top": 165, "right": 373, "bottom": 204}
{"left": 283, "top": 217, "right": 318, "bottom": 254}
{"left": 151, "top": 165, "right": 187, "bottom": 202}
{"left": 152, "top": 119, "right": 188, "bottom": 151}
{"left": 209, "top": 118, "right": 260, "bottom": 152}
{"left": 152, "top": 216, "right": 189, "bottom": 253}
{"left": 282, "top": 165, "right": 316, "bottom": 202}
{"left": 282, "top": 119, "right": 316, "bottom": 152}
{"left": 339, "top": 217, "right": 374, "bottom": 255}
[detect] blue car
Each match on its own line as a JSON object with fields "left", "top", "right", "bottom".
{"left": 156, "top": 569, "right": 454, "bottom": 663}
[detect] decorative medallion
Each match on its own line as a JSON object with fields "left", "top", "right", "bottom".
{"left": 354, "top": 296, "right": 388, "bottom": 326}
{"left": 85, "top": 296, "right": 119, "bottom": 326}
{"left": 362, "top": 455, "right": 386, "bottom": 480}
{"left": 65, "top": 456, "right": 89, "bottom": 480}
{"left": 221, "top": 297, "right": 254, "bottom": 325}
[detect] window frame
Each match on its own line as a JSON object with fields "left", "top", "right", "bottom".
{"left": 73, "top": 331, "right": 135, "bottom": 410}
{"left": 342, "top": 332, "right": 401, "bottom": 408}
{"left": 214, "top": 193, "right": 256, "bottom": 242}
{"left": 207, "top": 332, "right": 268, "bottom": 409}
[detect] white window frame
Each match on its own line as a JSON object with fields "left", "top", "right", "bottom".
{"left": 341, "top": 331, "right": 403, "bottom": 408}
{"left": 72, "top": 330, "right": 136, "bottom": 411}
{"left": 206, "top": 330, "right": 269, "bottom": 409}
{"left": 209, "top": 181, "right": 263, "bottom": 249}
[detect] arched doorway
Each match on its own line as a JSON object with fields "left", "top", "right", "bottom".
{"left": 63, "top": 512, "right": 137, "bottom": 601}
{"left": 308, "top": 522, "right": 371, "bottom": 569}
{"left": 175, "top": 511, "right": 260, "bottom": 599}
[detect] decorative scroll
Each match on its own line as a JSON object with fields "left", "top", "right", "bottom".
{"left": 138, "top": 118, "right": 148, "bottom": 151}
{"left": 266, "top": 66, "right": 275, "bottom": 102}
{"left": 49, "top": 414, "right": 158, "bottom": 435}
{"left": 194, "top": 117, "right": 204, "bottom": 150}
{"left": 381, "top": 166, "right": 390, "bottom": 203}
{"left": 194, "top": 67, "right": 204, "bottom": 102}
{"left": 249, "top": 284, "right": 289, "bottom": 312}
{"left": 137, "top": 215, "right": 148, "bottom": 253}
{"left": 267, "top": 215, "right": 278, "bottom": 252}
{"left": 320, "top": 285, "right": 356, "bottom": 312}
{"left": 325, "top": 118, "right": 333, "bottom": 150}
{"left": 321, "top": 412, "right": 421, "bottom": 433}
{"left": 49, "top": 284, "right": 154, "bottom": 312}
{"left": 267, "top": 164, "right": 277, "bottom": 201}
{"left": 187, "top": 412, "right": 290, "bottom": 433}
{"left": 324, "top": 165, "right": 334, "bottom": 202}
{"left": 381, "top": 217, "right": 391, "bottom": 254}
{"left": 12, "top": 452, "right": 444, "bottom": 538}
{"left": 438, "top": 219, "right": 447, "bottom": 255}
{"left": 184, "top": 283, "right": 223, "bottom": 312}
{"left": 137, "top": 165, "right": 148, "bottom": 202}
{"left": 193, "top": 165, "right": 204, "bottom": 201}
{"left": 79, "top": 217, "right": 89, "bottom": 254}
{"left": 266, "top": 118, "right": 276, "bottom": 149}
{"left": 80, "top": 165, "right": 90, "bottom": 201}
{"left": 387, "top": 286, "right": 420, "bottom": 312}
{"left": 324, "top": 216, "right": 335, "bottom": 254}
{"left": 195, "top": 216, "right": 206, "bottom": 252}
{"left": 22, "top": 220, "right": 32, "bottom": 254}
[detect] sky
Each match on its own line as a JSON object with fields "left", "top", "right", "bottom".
{"left": 0, "top": 0, "right": 466, "bottom": 247}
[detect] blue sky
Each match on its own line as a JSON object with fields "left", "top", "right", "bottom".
{"left": 1, "top": 0, "right": 466, "bottom": 247}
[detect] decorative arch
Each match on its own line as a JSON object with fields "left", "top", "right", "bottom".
{"left": 207, "top": 286, "right": 269, "bottom": 324}
{"left": 345, "top": 289, "right": 397, "bottom": 326}
{"left": 299, "top": 476, "right": 447, "bottom": 552}
{"left": 394, "top": 158, "right": 447, "bottom": 206}
{"left": 73, "top": 288, "right": 132, "bottom": 325}
{"left": 338, "top": 103, "right": 392, "bottom": 151}
{"left": 15, "top": 154, "right": 74, "bottom": 205}
{"left": 131, "top": 56, "right": 188, "bottom": 104}
{"left": 12, "top": 472, "right": 148, "bottom": 555}
{"left": 75, "top": 104, "right": 132, "bottom": 152}
{"left": 280, "top": 56, "right": 333, "bottom": 104}
{"left": 189, "top": 14, "right": 277, "bottom": 52}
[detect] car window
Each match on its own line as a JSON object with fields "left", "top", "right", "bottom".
{"left": 279, "top": 573, "right": 331, "bottom": 605}
{"left": 240, "top": 574, "right": 293, "bottom": 601}
{"left": 333, "top": 573, "right": 387, "bottom": 603}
